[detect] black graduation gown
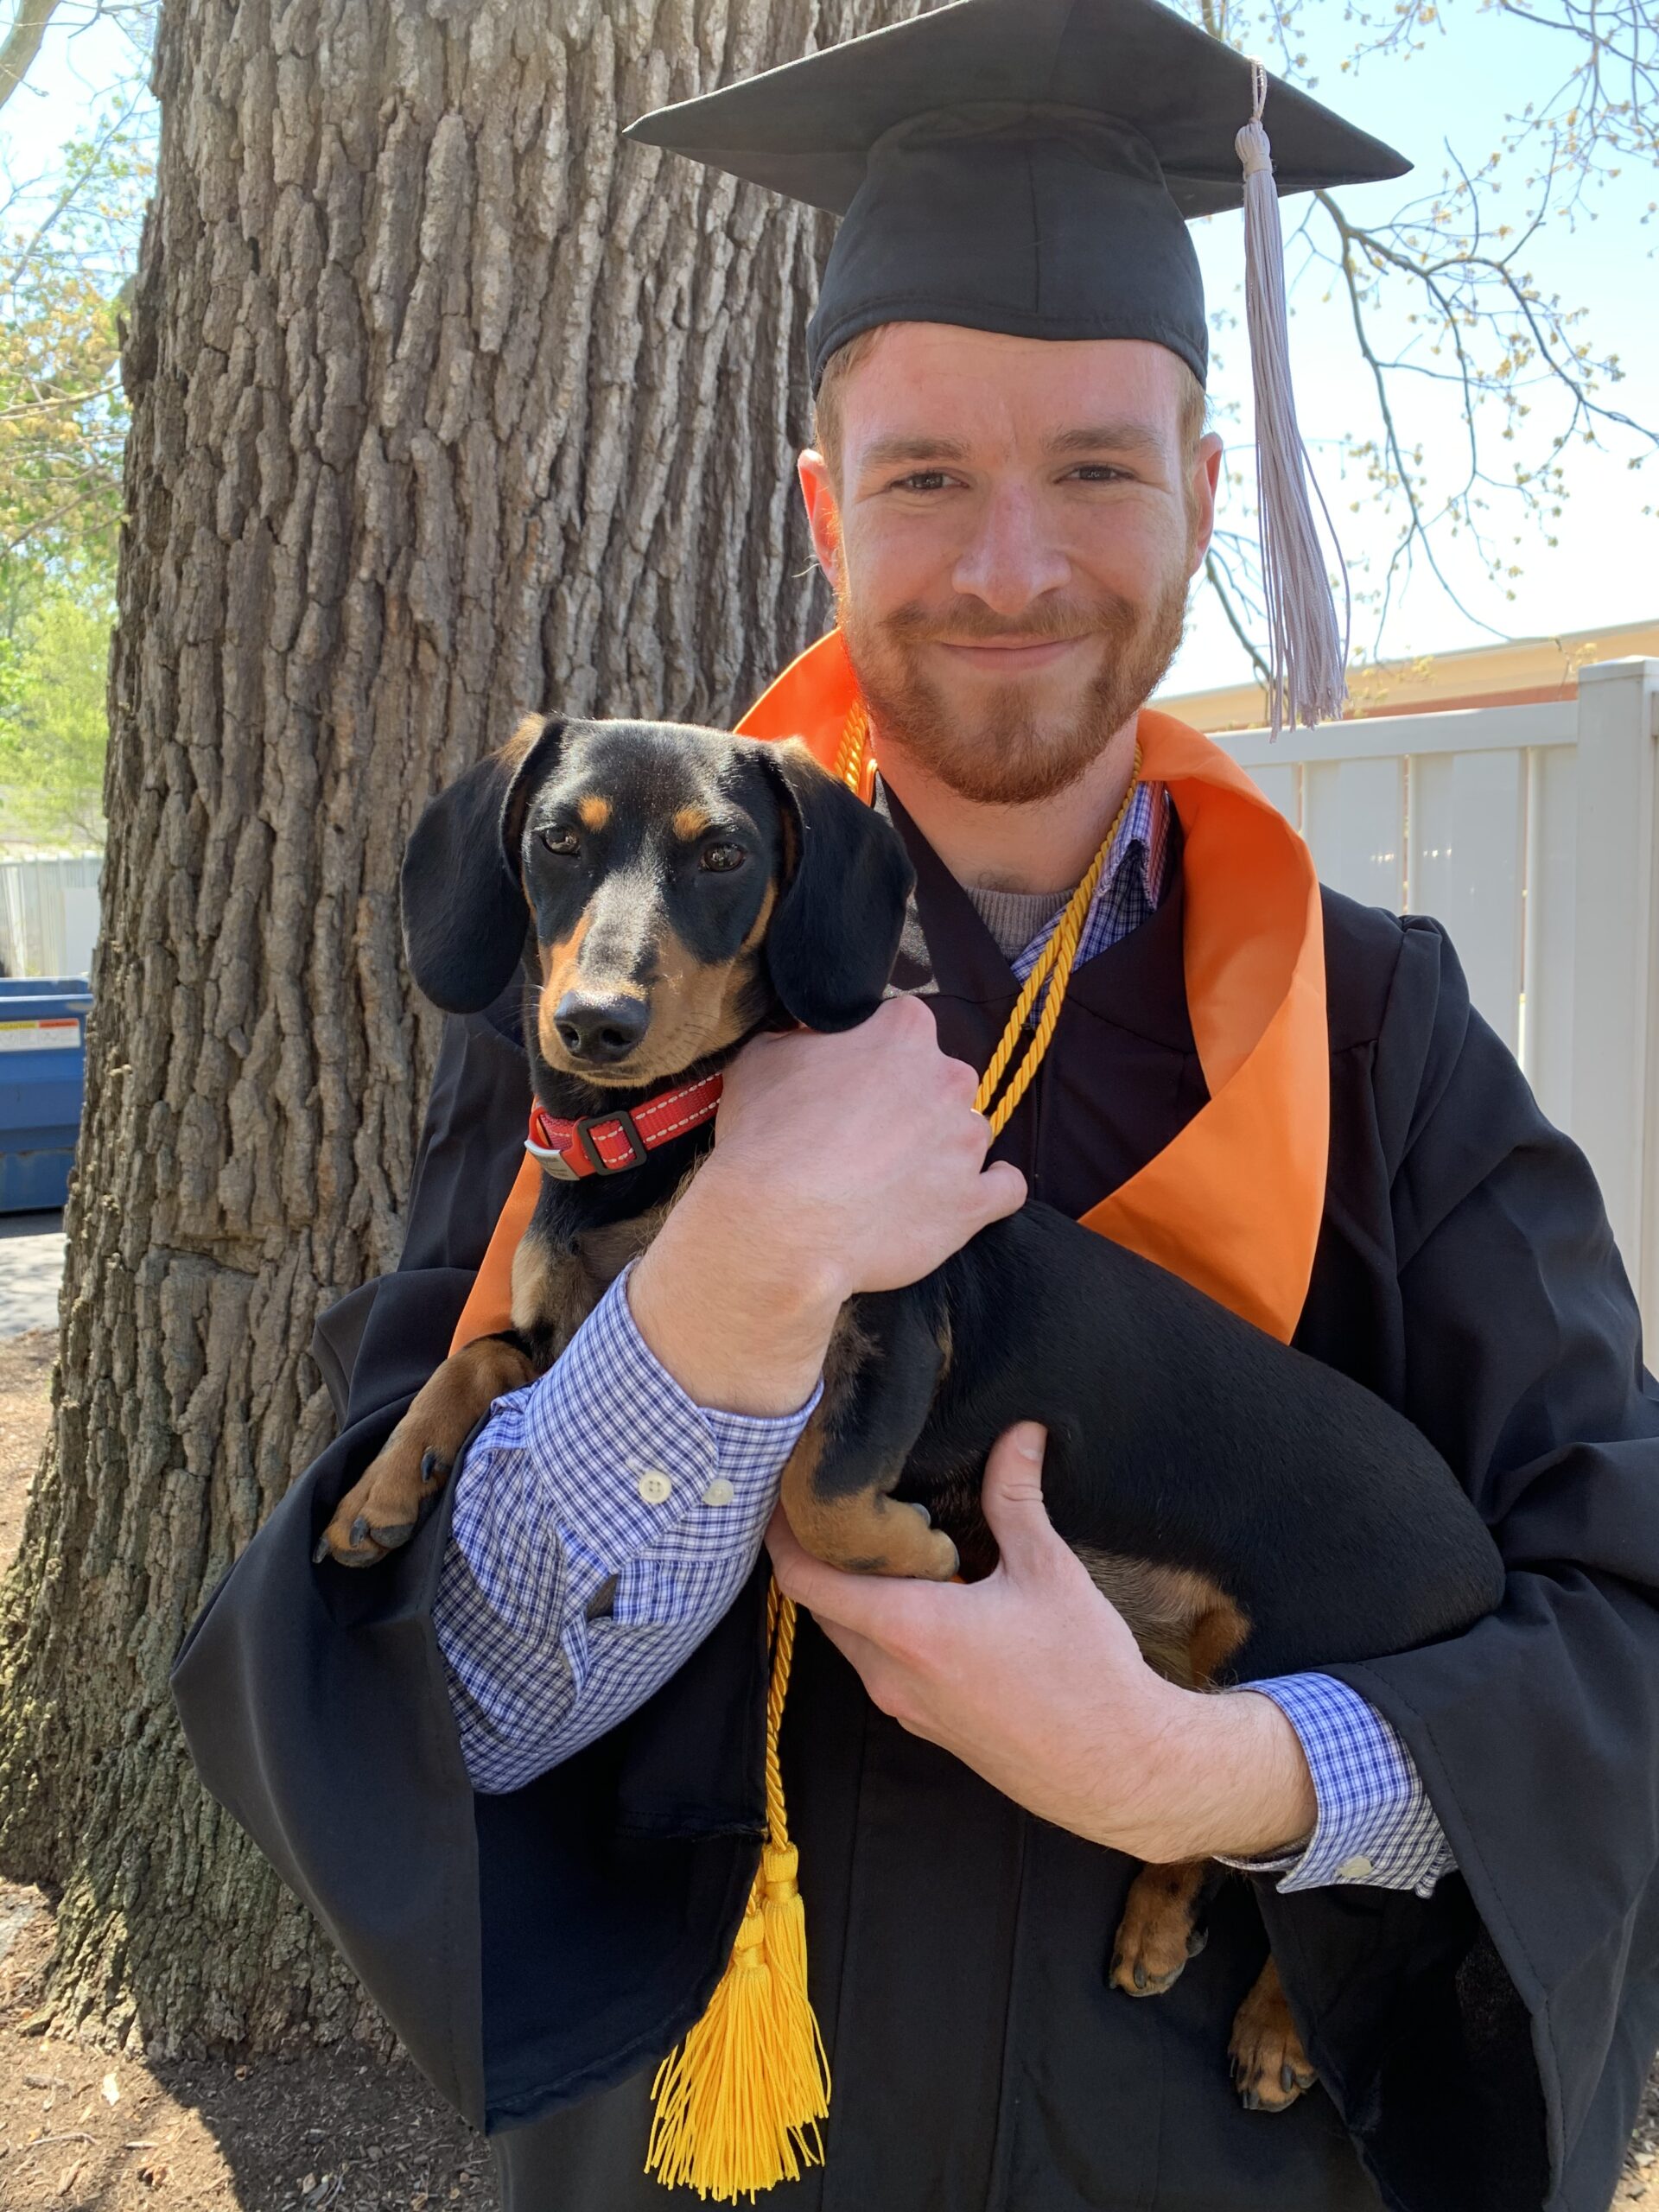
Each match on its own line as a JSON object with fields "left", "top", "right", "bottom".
{"left": 173, "top": 819, "right": 1659, "bottom": 2212}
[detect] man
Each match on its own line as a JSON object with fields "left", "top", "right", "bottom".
{"left": 174, "top": 4, "right": 1659, "bottom": 2209}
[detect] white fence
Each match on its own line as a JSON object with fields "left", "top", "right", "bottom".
{"left": 0, "top": 853, "right": 101, "bottom": 979}
{"left": 1213, "top": 657, "right": 1659, "bottom": 1351}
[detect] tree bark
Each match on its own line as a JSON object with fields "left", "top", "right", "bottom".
{"left": 0, "top": 0, "right": 920, "bottom": 2055}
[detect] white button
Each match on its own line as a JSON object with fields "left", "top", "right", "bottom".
{"left": 636, "top": 1470, "right": 673, "bottom": 1505}
{"left": 1337, "top": 1854, "right": 1375, "bottom": 1881}
{"left": 701, "top": 1478, "right": 735, "bottom": 1508}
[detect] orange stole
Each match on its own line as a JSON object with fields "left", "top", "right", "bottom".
{"left": 451, "top": 631, "right": 1328, "bottom": 1353}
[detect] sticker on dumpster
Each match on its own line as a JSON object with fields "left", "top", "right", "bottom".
{"left": 0, "top": 1018, "right": 79, "bottom": 1052}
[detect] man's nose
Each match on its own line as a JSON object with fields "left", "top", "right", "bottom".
{"left": 950, "top": 486, "right": 1070, "bottom": 614}
{"left": 552, "top": 991, "right": 651, "bottom": 1066}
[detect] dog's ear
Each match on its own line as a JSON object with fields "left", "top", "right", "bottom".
{"left": 400, "top": 715, "right": 567, "bottom": 1012}
{"left": 759, "top": 741, "right": 915, "bottom": 1031}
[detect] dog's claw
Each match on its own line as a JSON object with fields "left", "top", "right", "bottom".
{"left": 313, "top": 1532, "right": 332, "bottom": 1565}
{"left": 374, "top": 1522, "right": 416, "bottom": 1550}
{"left": 1133, "top": 1963, "right": 1148, "bottom": 1992}
{"left": 420, "top": 1450, "right": 449, "bottom": 1486}
{"left": 1185, "top": 1925, "right": 1209, "bottom": 1958}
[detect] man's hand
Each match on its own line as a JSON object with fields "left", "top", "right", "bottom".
{"left": 629, "top": 997, "right": 1026, "bottom": 1414}
{"left": 767, "top": 1421, "right": 1319, "bottom": 1865}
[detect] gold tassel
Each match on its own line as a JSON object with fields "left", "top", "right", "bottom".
{"left": 644, "top": 709, "right": 1142, "bottom": 2197}
{"left": 645, "top": 1591, "right": 830, "bottom": 2202}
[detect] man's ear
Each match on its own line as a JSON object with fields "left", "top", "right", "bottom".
{"left": 400, "top": 715, "right": 567, "bottom": 1013}
{"left": 1187, "top": 432, "right": 1225, "bottom": 572}
{"left": 759, "top": 740, "right": 914, "bottom": 1031}
{"left": 797, "top": 450, "right": 842, "bottom": 590}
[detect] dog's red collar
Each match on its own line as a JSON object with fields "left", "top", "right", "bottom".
{"left": 525, "top": 1072, "right": 724, "bottom": 1181}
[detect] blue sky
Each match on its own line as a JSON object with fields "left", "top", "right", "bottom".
{"left": 3, "top": 2, "right": 1652, "bottom": 694}
{"left": 1183, "top": 2, "right": 1656, "bottom": 687}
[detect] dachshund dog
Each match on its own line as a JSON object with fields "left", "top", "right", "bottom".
{"left": 316, "top": 712, "right": 1504, "bottom": 2112}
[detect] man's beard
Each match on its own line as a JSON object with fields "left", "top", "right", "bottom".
{"left": 836, "top": 568, "right": 1191, "bottom": 806}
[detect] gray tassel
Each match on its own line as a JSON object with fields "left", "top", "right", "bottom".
{"left": 1236, "top": 60, "right": 1350, "bottom": 734}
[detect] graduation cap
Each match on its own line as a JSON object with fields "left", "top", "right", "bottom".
{"left": 626, "top": 0, "right": 1412, "bottom": 732}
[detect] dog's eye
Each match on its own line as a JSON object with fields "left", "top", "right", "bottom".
{"left": 701, "top": 842, "right": 746, "bottom": 874}
{"left": 541, "top": 828, "right": 580, "bottom": 856}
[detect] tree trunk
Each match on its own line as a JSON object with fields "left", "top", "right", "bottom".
{"left": 0, "top": 0, "right": 920, "bottom": 2056}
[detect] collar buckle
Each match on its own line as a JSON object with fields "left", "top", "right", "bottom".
{"left": 574, "top": 1109, "right": 648, "bottom": 1177}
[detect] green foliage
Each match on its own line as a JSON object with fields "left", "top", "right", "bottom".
{"left": 0, "top": 93, "right": 154, "bottom": 842}
{"left": 0, "top": 582, "right": 112, "bottom": 846}
{"left": 1186, "top": 0, "right": 1656, "bottom": 657}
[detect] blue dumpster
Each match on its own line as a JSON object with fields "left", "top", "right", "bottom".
{"left": 0, "top": 981, "right": 92, "bottom": 1212}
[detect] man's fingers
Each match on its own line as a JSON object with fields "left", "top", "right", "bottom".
{"left": 976, "top": 1159, "right": 1028, "bottom": 1223}
{"left": 979, "top": 1421, "right": 1065, "bottom": 1579}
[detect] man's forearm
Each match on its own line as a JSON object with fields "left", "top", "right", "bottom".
{"left": 1118, "top": 1680, "right": 1319, "bottom": 1864}
{"left": 434, "top": 1268, "right": 817, "bottom": 1791}
{"left": 627, "top": 1156, "right": 844, "bottom": 1415}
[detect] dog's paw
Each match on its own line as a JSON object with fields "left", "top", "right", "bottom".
{"left": 315, "top": 1441, "right": 452, "bottom": 1568}
{"left": 1229, "top": 1961, "right": 1318, "bottom": 2112}
{"left": 787, "top": 1488, "right": 961, "bottom": 1580}
{"left": 1109, "top": 1861, "right": 1208, "bottom": 1998}
{"left": 877, "top": 1499, "right": 961, "bottom": 1581}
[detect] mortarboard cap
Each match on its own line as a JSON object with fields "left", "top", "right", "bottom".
{"left": 627, "top": 0, "right": 1415, "bottom": 730}
{"left": 626, "top": 0, "right": 1408, "bottom": 393}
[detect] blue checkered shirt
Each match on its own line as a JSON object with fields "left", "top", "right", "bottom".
{"left": 433, "top": 779, "right": 1455, "bottom": 1898}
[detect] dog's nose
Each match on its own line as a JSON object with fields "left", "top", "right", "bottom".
{"left": 553, "top": 991, "right": 651, "bottom": 1065}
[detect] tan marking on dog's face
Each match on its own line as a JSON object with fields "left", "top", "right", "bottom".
{"left": 537, "top": 895, "right": 773, "bottom": 1089}
{"left": 539, "top": 914, "right": 588, "bottom": 997}
{"left": 577, "top": 795, "right": 611, "bottom": 831}
{"left": 526, "top": 778, "right": 785, "bottom": 1085}
{"left": 608, "top": 921, "right": 764, "bottom": 1085}
{"left": 537, "top": 916, "right": 591, "bottom": 1065}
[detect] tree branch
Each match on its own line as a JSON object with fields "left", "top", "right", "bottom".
{"left": 1202, "top": 550, "right": 1274, "bottom": 688}
{"left": 0, "top": 0, "right": 67, "bottom": 119}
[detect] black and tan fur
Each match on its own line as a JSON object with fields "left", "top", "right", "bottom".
{"left": 316, "top": 712, "right": 1505, "bottom": 2113}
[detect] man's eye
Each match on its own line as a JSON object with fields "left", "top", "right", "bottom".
{"left": 1070, "top": 465, "right": 1131, "bottom": 484}
{"left": 893, "top": 471, "right": 952, "bottom": 493}
{"left": 701, "top": 842, "right": 747, "bottom": 873}
{"left": 541, "top": 828, "right": 580, "bottom": 856}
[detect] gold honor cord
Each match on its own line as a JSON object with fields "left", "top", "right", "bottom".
{"left": 646, "top": 696, "right": 1144, "bottom": 2202}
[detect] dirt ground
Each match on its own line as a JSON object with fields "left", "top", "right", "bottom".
{"left": 3, "top": 1325, "right": 1659, "bottom": 2209}
{"left": 0, "top": 1331, "right": 493, "bottom": 2211}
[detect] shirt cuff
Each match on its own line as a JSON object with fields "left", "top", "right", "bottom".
{"left": 1215, "top": 1673, "right": 1457, "bottom": 1899}
{"left": 434, "top": 1266, "right": 822, "bottom": 1788}
{"left": 450, "top": 1262, "right": 819, "bottom": 1620}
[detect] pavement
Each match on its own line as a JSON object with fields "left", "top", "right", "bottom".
{"left": 0, "top": 1210, "right": 65, "bottom": 1335}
